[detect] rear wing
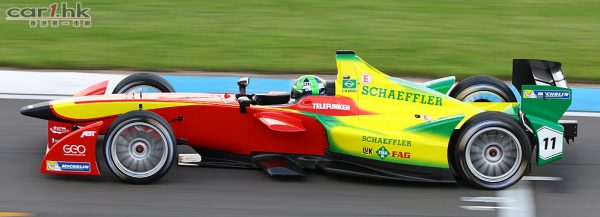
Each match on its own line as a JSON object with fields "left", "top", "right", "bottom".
{"left": 511, "top": 59, "right": 576, "bottom": 165}
{"left": 512, "top": 59, "right": 568, "bottom": 93}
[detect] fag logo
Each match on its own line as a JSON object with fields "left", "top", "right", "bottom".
{"left": 376, "top": 146, "right": 389, "bottom": 160}
{"left": 81, "top": 131, "right": 96, "bottom": 138}
{"left": 391, "top": 151, "right": 411, "bottom": 159}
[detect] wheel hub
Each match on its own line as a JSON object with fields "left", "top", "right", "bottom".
{"left": 129, "top": 139, "right": 151, "bottom": 159}
{"left": 484, "top": 145, "right": 502, "bottom": 163}
{"left": 135, "top": 144, "right": 145, "bottom": 153}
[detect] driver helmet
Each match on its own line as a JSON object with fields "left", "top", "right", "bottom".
{"left": 290, "top": 75, "right": 326, "bottom": 100}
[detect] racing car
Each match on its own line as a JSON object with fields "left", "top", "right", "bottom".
{"left": 20, "top": 50, "right": 578, "bottom": 190}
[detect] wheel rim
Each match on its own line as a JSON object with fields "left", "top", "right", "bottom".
{"left": 458, "top": 85, "right": 506, "bottom": 102}
{"left": 462, "top": 91, "right": 504, "bottom": 102}
{"left": 465, "top": 127, "right": 522, "bottom": 183}
{"left": 110, "top": 122, "right": 169, "bottom": 178}
{"left": 124, "top": 85, "right": 161, "bottom": 94}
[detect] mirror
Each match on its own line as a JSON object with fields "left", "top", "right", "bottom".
{"left": 237, "top": 77, "right": 250, "bottom": 94}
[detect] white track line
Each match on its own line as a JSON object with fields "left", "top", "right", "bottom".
{"left": 460, "top": 177, "right": 562, "bottom": 217}
{"left": 0, "top": 70, "right": 125, "bottom": 96}
{"left": 0, "top": 94, "right": 68, "bottom": 100}
{"left": 522, "top": 176, "right": 563, "bottom": 181}
{"left": 564, "top": 111, "right": 600, "bottom": 117}
{"left": 498, "top": 181, "right": 536, "bottom": 217}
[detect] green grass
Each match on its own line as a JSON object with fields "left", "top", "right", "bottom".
{"left": 1, "top": 0, "right": 599, "bottom": 81}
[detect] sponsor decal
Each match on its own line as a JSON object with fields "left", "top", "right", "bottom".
{"left": 342, "top": 79, "right": 357, "bottom": 93}
{"left": 391, "top": 151, "right": 411, "bottom": 159}
{"left": 361, "top": 86, "right": 443, "bottom": 106}
{"left": 523, "top": 89, "right": 570, "bottom": 99}
{"left": 343, "top": 79, "right": 356, "bottom": 88}
{"left": 312, "top": 103, "right": 351, "bottom": 111}
{"left": 46, "top": 161, "right": 90, "bottom": 172}
{"left": 361, "top": 74, "right": 371, "bottom": 84}
{"left": 49, "top": 126, "right": 69, "bottom": 134}
{"left": 5, "top": 2, "right": 92, "bottom": 28}
{"left": 50, "top": 138, "right": 59, "bottom": 144}
{"left": 376, "top": 146, "right": 389, "bottom": 160}
{"left": 362, "top": 136, "right": 411, "bottom": 147}
{"left": 63, "top": 144, "right": 86, "bottom": 156}
{"left": 362, "top": 147, "right": 373, "bottom": 155}
{"left": 80, "top": 131, "right": 96, "bottom": 138}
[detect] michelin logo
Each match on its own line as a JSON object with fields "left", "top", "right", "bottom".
{"left": 523, "top": 90, "right": 570, "bottom": 99}
{"left": 46, "top": 161, "right": 91, "bottom": 172}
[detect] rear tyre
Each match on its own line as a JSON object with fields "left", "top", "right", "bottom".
{"left": 449, "top": 75, "right": 516, "bottom": 102}
{"left": 453, "top": 112, "right": 531, "bottom": 190}
{"left": 103, "top": 110, "right": 176, "bottom": 184}
{"left": 113, "top": 73, "right": 175, "bottom": 94}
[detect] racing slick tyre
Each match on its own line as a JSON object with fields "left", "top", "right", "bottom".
{"left": 449, "top": 75, "right": 517, "bottom": 102}
{"left": 453, "top": 112, "right": 531, "bottom": 190}
{"left": 112, "top": 73, "right": 175, "bottom": 94}
{"left": 103, "top": 110, "right": 177, "bottom": 184}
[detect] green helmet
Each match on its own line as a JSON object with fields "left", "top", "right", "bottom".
{"left": 291, "top": 75, "right": 326, "bottom": 100}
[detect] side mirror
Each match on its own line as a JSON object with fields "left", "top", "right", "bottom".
{"left": 237, "top": 96, "right": 252, "bottom": 113}
{"left": 238, "top": 77, "right": 250, "bottom": 94}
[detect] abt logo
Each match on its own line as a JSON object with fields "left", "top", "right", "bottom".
{"left": 81, "top": 131, "right": 96, "bottom": 138}
{"left": 63, "top": 144, "right": 86, "bottom": 156}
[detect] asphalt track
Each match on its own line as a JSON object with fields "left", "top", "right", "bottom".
{"left": 1, "top": 99, "right": 599, "bottom": 217}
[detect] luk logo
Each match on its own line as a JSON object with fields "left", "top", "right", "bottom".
{"left": 376, "top": 146, "right": 389, "bottom": 160}
{"left": 63, "top": 144, "right": 86, "bottom": 156}
{"left": 81, "top": 131, "right": 96, "bottom": 138}
{"left": 362, "top": 147, "right": 373, "bottom": 155}
{"left": 5, "top": 2, "right": 92, "bottom": 28}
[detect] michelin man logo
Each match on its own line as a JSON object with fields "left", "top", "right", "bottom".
{"left": 524, "top": 90, "right": 537, "bottom": 98}
{"left": 47, "top": 161, "right": 62, "bottom": 171}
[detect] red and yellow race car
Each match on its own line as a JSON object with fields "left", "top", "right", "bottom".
{"left": 21, "top": 50, "right": 577, "bottom": 190}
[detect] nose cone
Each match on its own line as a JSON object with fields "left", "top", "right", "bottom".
{"left": 20, "top": 101, "right": 56, "bottom": 120}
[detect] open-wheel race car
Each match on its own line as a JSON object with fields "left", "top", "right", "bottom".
{"left": 21, "top": 50, "right": 578, "bottom": 190}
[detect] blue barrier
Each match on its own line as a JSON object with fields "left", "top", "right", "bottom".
{"left": 164, "top": 76, "right": 599, "bottom": 112}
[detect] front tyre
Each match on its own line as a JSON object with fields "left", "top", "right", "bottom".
{"left": 454, "top": 112, "right": 531, "bottom": 190}
{"left": 103, "top": 110, "right": 176, "bottom": 184}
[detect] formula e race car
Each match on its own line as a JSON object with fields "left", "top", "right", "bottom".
{"left": 21, "top": 50, "right": 578, "bottom": 190}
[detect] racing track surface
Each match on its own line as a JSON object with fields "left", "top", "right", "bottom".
{"left": 1, "top": 99, "right": 599, "bottom": 217}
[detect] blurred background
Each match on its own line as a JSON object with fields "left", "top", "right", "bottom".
{"left": 1, "top": 1, "right": 600, "bottom": 217}
{"left": 1, "top": 0, "right": 599, "bottom": 81}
